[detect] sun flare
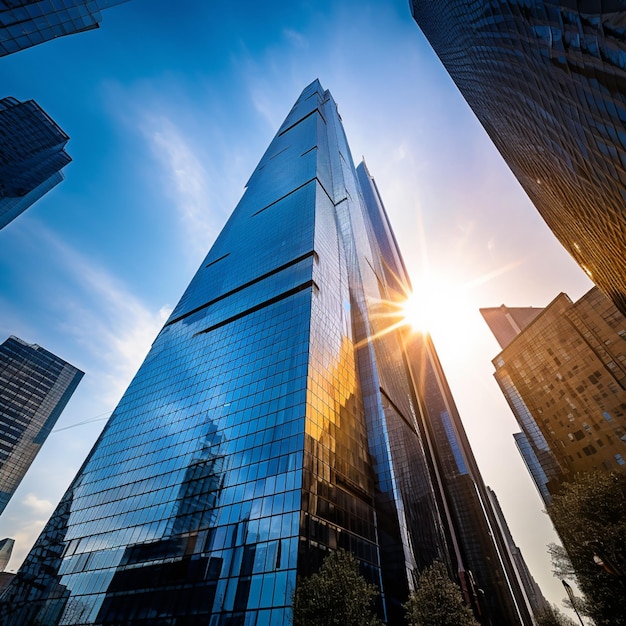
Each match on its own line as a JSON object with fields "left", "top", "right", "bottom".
{"left": 401, "top": 277, "right": 458, "bottom": 335}
{"left": 401, "top": 290, "right": 431, "bottom": 334}
{"left": 360, "top": 267, "right": 481, "bottom": 354}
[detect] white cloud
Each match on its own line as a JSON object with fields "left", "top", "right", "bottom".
{"left": 22, "top": 493, "right": 54, "bottom": 516}
{"left": 27, "top": 222, "right": 172, "bottom": 404}
{"left": 140, "top": 115, "right": 220, "bottom": 258}
{"left": 4, "top": 520, "right": 46, "bottom": 572}
{"left": 0, "top": 494, "right": 56, "bottom": 570}
{"left": 393, "top": 142, "right": 408, "bottom": 161}
{"left": 283, "top": 28, "right": 308, "bottom": 49}
{"left": 249, "top": 83, "right": 284, "bottom": 131}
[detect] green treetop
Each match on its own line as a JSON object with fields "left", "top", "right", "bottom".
{"left": 292, "top": 549, "right": 383, "bottom": 626}
{"left": 404, "top": 561, "right": 479, "bottom": 626}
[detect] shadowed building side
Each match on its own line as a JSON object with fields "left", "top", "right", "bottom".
{"left": 0, "top": 97, "right": 71, "bottom": 230}
{"left": 486, "top": 487, "right": 549, "bottom": 619}
{"left": 0, "top": 336, "right": 83, "bottom": 516}
{"left": 407, "top": 333, "right": 535, "bottom": 626}
{"left": 0, "top": 0, "right": 130, "bottom": 57}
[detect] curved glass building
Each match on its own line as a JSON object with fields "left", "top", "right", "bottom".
{"left": 411, "top": 1, "right": 626, "bottom": 316}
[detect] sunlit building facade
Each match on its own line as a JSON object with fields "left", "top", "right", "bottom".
{"left": 0, "top": 0, "right": 130, "bottom": 57}
{"left": 482, "top": 288, "right": 626, "bottom": 504}
{"left": 0, "top": 81, "right": 527, "bottom": 625}
{"left": 0, "top": 336, "right": 83, "bottom": 515}
{"left": 0, "top": 96, "right": 71, "bottom": 230}
{"left": 410, "top": 1, "right": 626, "bottom": 316}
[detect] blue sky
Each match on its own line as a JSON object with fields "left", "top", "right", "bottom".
{"left": 0, "top": 0, "right": 592, "bottom": 614}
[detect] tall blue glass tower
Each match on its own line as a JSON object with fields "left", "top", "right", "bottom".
{"left": 0, "top": 81, "right": 524, "bottom": 625}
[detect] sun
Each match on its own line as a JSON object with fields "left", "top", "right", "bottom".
{"left": 362, "top": 269, "right": 476, "bottom": 353}
{"left": 400, "top": 275, "right": 464, "bottom": 338}
{"left": 401, "top": 289, "right": 432, "bottom": 334}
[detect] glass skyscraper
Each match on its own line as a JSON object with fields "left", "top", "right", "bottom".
{"left": 0, "top": 0, "right": 130, "bottom": 57}
{"left": 410, "top": 1, "right": 626, "bottom": 317}
{"left": 0, "top": 336, "right": 84, "bottom": 515}
{"left": 0, "top": 96, "right": 71, "bottom": 230}
{"left": 0, "top": 81, "right": 526, "bottom": 625}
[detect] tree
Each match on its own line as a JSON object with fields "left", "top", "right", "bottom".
{"left": 292, "top": 549, "right": 383, "bottom": 626}
{"left": 534, "top": 604, "right": 578, "bottom": 626}
{"left": 547, "top": 471, "right": 626, "bottom": 626}
{"left": 404, "top": 561, "right": 479, "bottom": 626}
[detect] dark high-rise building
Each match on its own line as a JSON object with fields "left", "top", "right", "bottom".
{"left": 486, "top": 488, "right": 549, "bottom": 619}
{"left": 0, "top": 81, "right": 527, "bottom": 625}
{"left": 0, "top": 572, "right": 14, "bottom": 594}
{"left": 410, "top": 2, "right": 626, "bottom": 316}
{"left": 0, "top": 336, "right": 83, "bottom": 515}
{"left": 482, "top": 287, "right": 626, "bottom": 504}
{"left": 409, "top": 334, "right": 534, "bottom": 626}
{"left": 0, "top": 0, "right": 130, "bottom": 57}
{"left": 358, "top": 160, "right": 530, "bottom": 624}
{"left": 0, "top": 97, "right": 71, "bottom": 230}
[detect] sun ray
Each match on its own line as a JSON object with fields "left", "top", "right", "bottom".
{"left": 464, "top": 258, "right": 525, "bottom": 290}
{"left": 351, "top": 254, "right": 526, "bottom": 355}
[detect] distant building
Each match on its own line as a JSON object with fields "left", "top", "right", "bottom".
{"left": 0, "top": 97, "right": 71, "bottom": 230}
{"left": 0, "top": 538, "right": 14, "bottom": 572}
{"left": 0, "top": 336, "right": 83, "bottom": 515}
{"left": 0, "top": 0, "right": 130, "bottom": 57}
{"left": 0, "top": 537, "right": 14, "bottom": 592}
{"left": 0, "top": 80, "right": 528, "bottom": 626}
{"left": 410, "top": 2, "right": 626, "bottom": 316}
{"left": 482, "top": 288, "right": 626, "bottom": 503}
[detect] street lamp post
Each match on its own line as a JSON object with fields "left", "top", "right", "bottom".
{"left": 561, "top": 580, "right": 585, "bottom": 626}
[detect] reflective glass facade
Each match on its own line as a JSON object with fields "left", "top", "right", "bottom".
{"left": 483, "top": 288, "right": 626, "bottom": 503}
{"left": 0, "top": 336, "right": 83, "bottom": 515}
{"left": 0, "top": 0, "right": 129, "bottom": 57}
{"left": 0, "top": 81, "right": 529, "bottom": 625}
{"left": 514, "top": 429, "right": 554, "bottom": 504}
{"left": 411, "top": 1, "right": 626, "bottom": 316}
{"left": 408, "top": 334, "right": 534, "bottom": 626}
{"left": 0, "top": 96, "right": 71, "bottom": 230}
{"left": 486, "top": 487, "right": 549, "bottom": 618}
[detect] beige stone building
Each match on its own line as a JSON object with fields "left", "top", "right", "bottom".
{"left": 482, "top": 287, "right": 626, "bottom": 503}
